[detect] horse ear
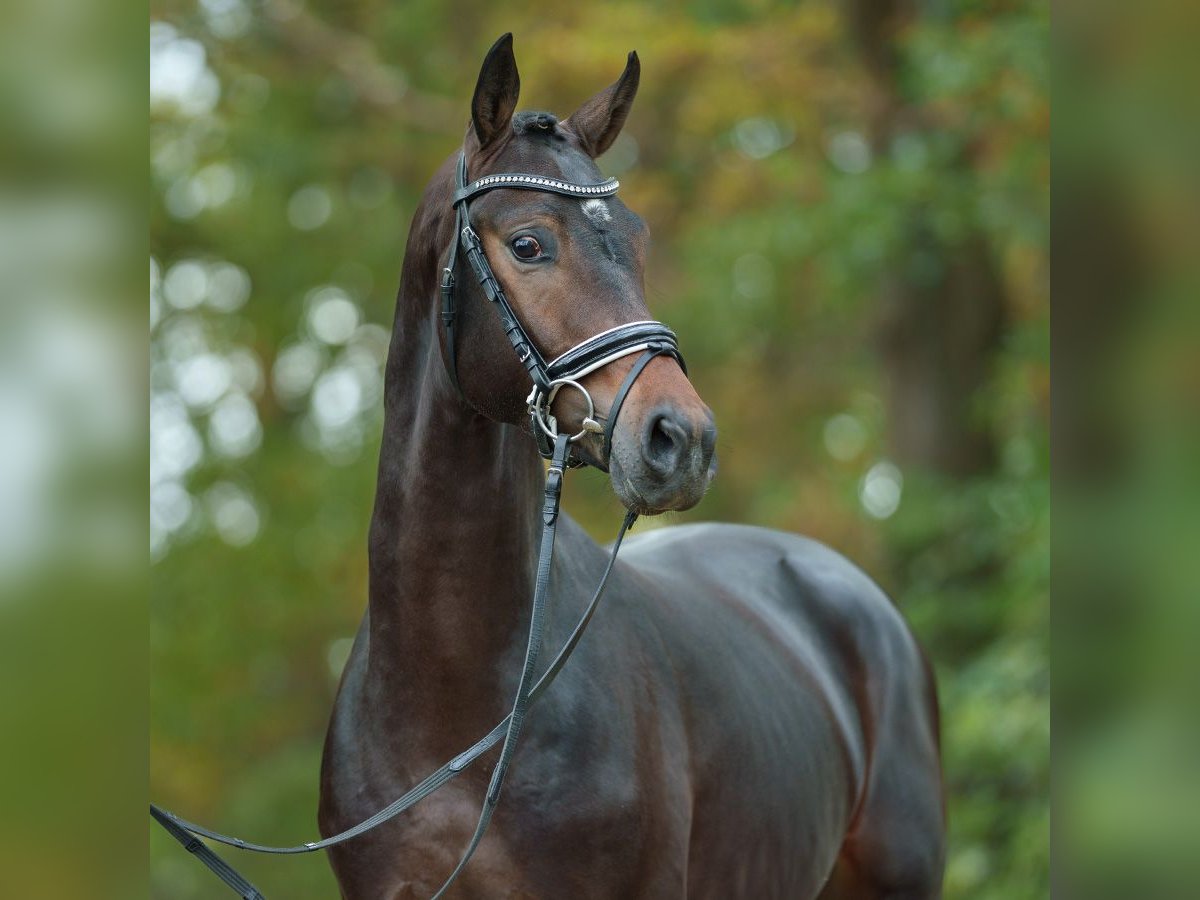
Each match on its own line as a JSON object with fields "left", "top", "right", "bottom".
{"left": 565, "top": 51, "right": 640, "bottom": 158}
{"left": 470, "top": 33, "right": 521, "bottom": 149}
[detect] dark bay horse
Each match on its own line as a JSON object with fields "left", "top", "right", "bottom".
{"left": 319, "top": 35, "right": 945, "bottom": 899}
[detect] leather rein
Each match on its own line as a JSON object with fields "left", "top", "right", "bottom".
{"left": 150, "top": 154, "right": 686, "bottom": 899}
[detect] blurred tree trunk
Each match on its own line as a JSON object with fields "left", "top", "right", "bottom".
{"left": 845, "top": 0, "right": 1007, "bottom": 477}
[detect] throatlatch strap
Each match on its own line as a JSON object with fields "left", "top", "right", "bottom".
{"left": 438, "top": 154, "right": 469, "bottom": 395}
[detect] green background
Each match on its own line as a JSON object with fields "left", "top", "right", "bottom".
{"left": 150, "top": 1, "right": 1048, "bottom": 896}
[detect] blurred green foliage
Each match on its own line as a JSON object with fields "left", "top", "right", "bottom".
{"left": 150, "top": 1, "right": 1048, "bottom": 897}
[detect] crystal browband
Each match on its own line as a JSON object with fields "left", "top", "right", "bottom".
{"left": 454, "top": 173, "right": 620, "bottom": 205}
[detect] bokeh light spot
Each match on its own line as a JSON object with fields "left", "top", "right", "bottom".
{"left": 272, "top": 341, "right": 325, "bottom": 406}
{"left": 826, "top": 130, "right": 872, "bottom": 174}
{"left": 205, "top": 482, "right": 261, "bottom": 547}
{"left": 734, "top": 117, "right": 791, "bottom": 160}
{"left": 306, "top": 287, "right": 360, "bottom": 345}
{"left": 288, "top": 184, "right": 333, "bottom": 231}
{"left": 209, "top": 393, "right": 262, "bottom": 458}
{"left": 859, "top": 460, "right": 903, "bottom": 519}
{"left": 824, "top": 413, "right": 868, "bottom": 462}
{"left": 163, "top": 259, "right": 209, "bottom": 310}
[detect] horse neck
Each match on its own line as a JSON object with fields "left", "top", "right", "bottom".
{"left": 363, "top": 192, "right": 545, "bottom": 743}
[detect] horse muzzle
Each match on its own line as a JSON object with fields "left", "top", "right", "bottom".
{"left": 609, "top": 398, "right": 717, "bottom": 515}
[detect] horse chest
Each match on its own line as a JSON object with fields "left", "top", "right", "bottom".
{"left": 326, "top": 735, "right": 676, "bottom": 899}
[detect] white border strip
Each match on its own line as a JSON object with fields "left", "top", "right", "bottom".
{"left": 546, "top": 321, "right": 662, "bottom": 370}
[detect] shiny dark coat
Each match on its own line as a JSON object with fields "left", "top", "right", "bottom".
{"left": 319, "top": 36, "right": 944, "bottom": 900}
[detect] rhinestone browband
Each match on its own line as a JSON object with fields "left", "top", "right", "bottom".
{"left": 454, "top": 173, "right": 620, "bottom": 205}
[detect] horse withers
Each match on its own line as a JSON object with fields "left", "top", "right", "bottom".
{"left": 319, "top": 34, "right": 946, "bottom": 899}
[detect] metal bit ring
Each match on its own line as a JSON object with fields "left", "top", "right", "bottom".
{"left": 532, "top": 378, "right": 596, "bottom": 443}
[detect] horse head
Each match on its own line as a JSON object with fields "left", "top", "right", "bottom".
{"left": 444, "top": 34, "right": 717, "bottom": 515}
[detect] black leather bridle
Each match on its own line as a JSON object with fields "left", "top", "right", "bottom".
{"left": 441, "top": 153, "right": 686, "bottom": 465}
{"left": 150, "top": 155, "right": 687, "bottom": 899}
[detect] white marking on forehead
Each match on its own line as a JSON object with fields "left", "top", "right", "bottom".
{"left": 581, "top": 199, "right": 612, "bottom": 224}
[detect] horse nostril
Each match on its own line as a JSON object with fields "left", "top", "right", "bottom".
{"left": 642, "top": 410, "right": 687, "bottom": 474}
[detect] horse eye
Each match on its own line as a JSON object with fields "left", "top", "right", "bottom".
{"left": 511, "top": 235, "right": 543, "bottom": 260}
